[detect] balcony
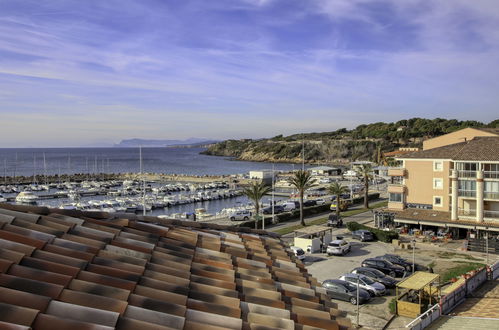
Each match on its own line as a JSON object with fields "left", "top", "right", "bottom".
{"left": 484, "top": 210, "right": 499, "bottom": 219}
{"left": 388, "top": 184, "right": 405, "bottom": 194}
{"left": 456, "top": 170, "right": 476, "bottom": 178}
{"left": 484, "top": 171, "right": 499, "bottom": 179}
{"left": 388, "top": 168, "right": 406, "bottom": 177}
{"left": 484, "top": 192, "right": 499, "bottom": 200}
{"left": 458, "top": 190, "right": 476, "bottom": 198}
{"left": 458, "top": 208, "right": 476, "bottom": 217}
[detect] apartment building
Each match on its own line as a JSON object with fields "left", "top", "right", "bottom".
{"left": 387, "top": 128, "right": 499, "bottom": 232}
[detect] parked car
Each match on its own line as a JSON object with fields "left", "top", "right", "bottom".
{"left": 351, "top": 229, "right": 374, "bottom": 242}
{"left": 351, "top": 267, "right": 399, "bottom": 289}
{"left": 326, "top": 239, "right": 351, "bottom": 256}
{"left": 376, "top": 254, "right": 413, "bottom": 272}
{"left": 327, "top": 213, "right": 343, "bottom": 228}
{"left": 315, "top": 198, "right": 327, "bottom": 205}
{"left": 282, "top": 202, "right": 297, "bottom": 211}
{"left": 361, "top": 258, "right": 406, "bottom": 278}
{"left": 290, "top": 246, "right": 306, "bottom": 261}
{"left": 322, "top": 279, "right": 371, "bottom": 305}
{"left": 303, "top": 200, "right": 317, "bottom": 207}
{"left": 339, "top": 273, "right": 386, "bottom": 296}
{"left": 262, "top": 205, "right": 284, "bottom": 214}
{"left": 229, "top": 210, "right": 252, "bottom": 221}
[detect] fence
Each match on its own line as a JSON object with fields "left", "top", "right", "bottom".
{"left": 405, "top": 304, "right": 441, "bottom": 330}
{"left": 491, "top": 260, "right": 499, "bottom": 280}
{"left": 406, "top": 266, "right": 489, "bottom": 329}
{"left": 467, "top": 237, "right": 499, "bottom": 254}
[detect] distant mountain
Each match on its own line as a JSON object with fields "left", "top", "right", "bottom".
{"left": 114, "top": 138, "right": 217, "bottom": 147}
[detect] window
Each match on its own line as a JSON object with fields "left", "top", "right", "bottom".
{"left": 433, "top": 161, "right": 443, "bottom": 172}
{"left": 433, "top": 196, "right": 443, "bottom": 207}
{"left": 433, "top": 178, "right": 443, "bottom": 190}
{"left": 389, "top": 193, "right": 403, "bottom": 203}
{"left": 485, "top": 181, "right": 499, "bottom": 199}
{"left": 458, "top": 180, "right": 476, "bottom": 197}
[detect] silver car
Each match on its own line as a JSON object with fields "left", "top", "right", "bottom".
{"left": 339, "top": 273, "right": 386, "bottom": 296}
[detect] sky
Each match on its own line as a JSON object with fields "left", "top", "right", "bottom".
{"left": 0, "top": 0, "right": 498, "bottom": 147}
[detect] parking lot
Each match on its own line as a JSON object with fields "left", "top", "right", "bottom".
{"left": 300, "top": 229, "right": 400, "bottom": 327}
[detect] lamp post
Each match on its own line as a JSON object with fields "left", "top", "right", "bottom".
{"left": 412, "top": 239, "right": 416, "bottom": 273}
{"left": 356, "top": 276, "right": 360, "bottom": 327}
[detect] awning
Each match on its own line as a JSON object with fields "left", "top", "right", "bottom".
{"left": 396, "top": 272, "right": 440, "bottom": 290}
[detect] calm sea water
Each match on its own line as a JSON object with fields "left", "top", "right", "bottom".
{"left": 0, "top": 147, "right": 302, "bottom": 177}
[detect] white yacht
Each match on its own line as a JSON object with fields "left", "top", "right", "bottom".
{"left": 15, "top": 191, "right": 39, "bottom": 204}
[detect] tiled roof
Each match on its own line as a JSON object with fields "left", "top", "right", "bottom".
{"left": 0, "top": 203, "right": 353, "bottom": 330}
{"left": 399, "top": 136, "right": 499, "bottom": 161}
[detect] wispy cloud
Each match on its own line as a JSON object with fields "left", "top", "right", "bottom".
{"left": 0, "top": 0, "right": 497, "bottom": 147}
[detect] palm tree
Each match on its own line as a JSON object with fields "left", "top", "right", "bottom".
{"left": 242, "top": 181, "right": 271, "bottom": 229}
{"left": 288, "top": 170, "right": 316, "bottom": 226}
{"left": 327, "top": 182, "right": 349, "bottom": 217}
{"left": 357, "top": 164, "right": 373, "bottom": 208}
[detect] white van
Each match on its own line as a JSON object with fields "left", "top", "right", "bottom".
{"left": 290, "top": 246, "right": 306, "bottom": 260}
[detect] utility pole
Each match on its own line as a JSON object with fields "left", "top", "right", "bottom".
{"left": 356, "top": 276, "right": 360, "bottom": 327}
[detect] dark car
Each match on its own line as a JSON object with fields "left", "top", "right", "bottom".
{"left": 322, "top": 279, "right": 371, "bottom": 305}
{"left": 262, "top": 205, "right": 284, "bottom": 214}
{"left": 351, "top": 267, "right": 399, "bottom": 289}
{"left": 361, "top": 258, "right": 406, "bottom": 278}
{"left": 376, "top": 254, "right": 413, "bottom": 272}
{"left": 303, "top": 200, "right": 317, "bottom": 207}
{"left": 351, "top": 229, "right": 374, "bottom": 242}
{"left": 327, "top": 213, "right": 343, "bottom": 228}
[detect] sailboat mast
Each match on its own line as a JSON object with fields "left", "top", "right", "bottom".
{"left": 33, "top": 154, "right": 36, "bottom": 185}
{"left": 140, "top": 146, "right": 146, "bottom": 216}
{"left": 43, "top": 152, "right": 47, "bottom": 185}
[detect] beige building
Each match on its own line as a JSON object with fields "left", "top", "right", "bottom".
{"left": 387, "top": 129, "right": 499, "bottom": 231}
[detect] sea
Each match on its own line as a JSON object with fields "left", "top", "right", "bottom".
{"left": 0, "top": 147, "right": 302, "bottom": 177}
{"left": 0, "top": 147, "right": 304, "bottom": 217}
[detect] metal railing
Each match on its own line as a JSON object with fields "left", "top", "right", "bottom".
{"left": 456, "top": 170, "right": 476, "bottom": 178}
{"left": 484, "top": 210, "right": 499, "bottom": 219}
{"left": 458, "top": 190, "right": 476, "bottom": 198}
{"left": 458, "top": 208, "right": 476, "bottom": 217}
{"left": 405, "top": 304, "right": 441, "bottom": 330}
{"left": 484, "top": 192, "right": 499, "bottom": 200}
{"left": 484, "top": 171, "right": 499, "bottom": 179}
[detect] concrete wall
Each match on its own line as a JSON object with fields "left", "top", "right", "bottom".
{"left": 423, "top": 128, "right": 497, "bottom": 150}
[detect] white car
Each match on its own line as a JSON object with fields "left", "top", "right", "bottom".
{"left": 290, "top": 246, "right": 306, "bottom": 261}
{"left": 339, "top": 273, "right": 386, "bottom": 297}
{"left": 326, "top": 239, "right": 351, "bottom": 256}
{"left": 229, "top": 210, "right": 252, "bottom": 221}
{"left": 315, "top": 198, "right": 326, "bottom": 205}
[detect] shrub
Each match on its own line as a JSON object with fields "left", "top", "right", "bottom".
{"left": 346, "top": 221, "right": 399, "bottom": 243}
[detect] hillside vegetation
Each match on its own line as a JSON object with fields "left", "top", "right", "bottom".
{"left": 202, "top": 118, "right": 498, "bottom": 164}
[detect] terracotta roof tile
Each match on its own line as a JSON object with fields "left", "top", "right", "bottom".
{"left": 0, "top": 302, "right": 40, "bottom": 326}
{"left": 32, "top": 313, "right": 114, "bottom": 330}
{"left": 0, "top": 203, "right": 341, "bottom": 330}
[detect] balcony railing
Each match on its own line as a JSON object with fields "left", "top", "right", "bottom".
{"left": 484, "top": 171, "right": 499, "bottom": 179}
{"left": 484, "top": 210, "right": 499, "bottom": 219}
{"left": 458, "top": 190, "right": 476, "bottom": 198}
{"left": 457, "top": 170, "right": 477, "bottom": 178}
{"left": 458, "top": 208, "right": 476, "bottom": 217}
{"left": 485, "top": 192, "right": 499, "bottom": 200}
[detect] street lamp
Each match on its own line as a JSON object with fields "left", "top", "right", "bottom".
{"left": 412, "top": 240, "right": 416, "bottom": 273}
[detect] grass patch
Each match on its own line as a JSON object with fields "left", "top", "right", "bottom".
{"left": 437, "top": 252, "right": 483, "bottom": 261}
{"left": 440, "top": 262, "right": 485, "bottom": 283}
{"left": 272, "top": 200, "right": 388, "bottom": 236}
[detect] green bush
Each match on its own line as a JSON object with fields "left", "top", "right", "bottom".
{"left": 346, "top": 221, "right": 399, "bottom": 243}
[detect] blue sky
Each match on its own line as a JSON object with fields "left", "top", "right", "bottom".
{"left": 0, "top": 0, "right": 498, "bottom": 147}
